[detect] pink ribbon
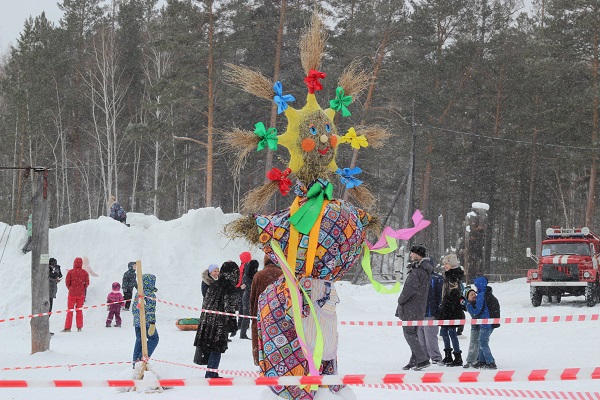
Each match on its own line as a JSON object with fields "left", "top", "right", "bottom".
{"left": 367, "top": 210, "right": 431, "bottom": 250}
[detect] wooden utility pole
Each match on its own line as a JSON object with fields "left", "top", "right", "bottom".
{"left": 402, "top": 101, "right": 416, "bottom": 230}
{"left": 31, "top": 169, "right": 51, "bottom": 354}
{"left": 438, "top": 214, "right": 445, "bottom": 262}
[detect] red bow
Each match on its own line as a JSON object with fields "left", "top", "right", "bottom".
{"left": 304, "top": 70, "right": 326, "bottom": 94}
{"left": 267, "top": 168, "right": 292, "bottom": 196}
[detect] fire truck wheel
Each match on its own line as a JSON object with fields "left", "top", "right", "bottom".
{"left": 530, "top": 287, "right": 543, "bottom": 307}
{"left": 585, "top": 283, "right": 597, "bottom": 307}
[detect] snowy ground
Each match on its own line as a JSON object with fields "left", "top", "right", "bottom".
{"left": 0, "top": 208, "right": 599, "bottom": 399}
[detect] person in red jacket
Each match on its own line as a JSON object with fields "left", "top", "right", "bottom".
{"left": 62, "top": 257, "right": 89, "bottom": 332}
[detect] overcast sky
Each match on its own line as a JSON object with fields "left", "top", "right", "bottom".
{"left": 0, "top": 0, "right": 63, "bottom": 54}
{"left": 0, "top": 0, "right": 533, "bottom": 56}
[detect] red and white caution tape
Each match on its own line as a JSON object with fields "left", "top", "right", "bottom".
{"left": 1, "top": 367, "right": 599, "bottom": 387}
{"left": 364, "top": 383, "right": 600, "bottom": 399}
{"left": 153, "top": 297, "right": 256, "bottom": 319}
{"left": 0, "top": 300, "right": 126, "bottom": 323}
{"left": 340, "top": 314, "right": 600, "bottom": 327}
{"left": 1, "top": 361, "right": 131, "bottom": 372}
{"left": 2, "top": 367, "right": 598, "bottom": 387}
{"left": 1, "top": 380, "right": 597, "bottom": 398}
{"left": 149, "top": 359, "right": 259, "bottom": 377}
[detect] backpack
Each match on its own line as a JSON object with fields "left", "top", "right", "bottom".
{"left": 484, "top": 288, "right": 501, "bottom": 328}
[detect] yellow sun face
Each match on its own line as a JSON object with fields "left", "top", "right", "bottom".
{"left": 277, "top": 94, "right": 339, "bottom": 177}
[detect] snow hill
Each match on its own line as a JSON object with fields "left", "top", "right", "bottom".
{"left": 0, "top": 208, "right": 599, "bottom": 400}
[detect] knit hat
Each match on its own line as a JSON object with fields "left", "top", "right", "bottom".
{"left": 464, "top": 287, "right": 476, "bottom": 299}
{"left": 208, "top": 264, "right": 219, "bottom": 273}
{"left": 73, "top": 257, "right": 83, "bottom": 268}
{"left": 240, "top": 251, "right": 252, "bottom": 264}
{"left": 410, "top": 244, "right": 427, "bottom": 258}
{"left": 128, "top": 261, "right": 136, "bottom": 270}
{"left": 112, "top": 282, "right": 121, "bottom": 290}
{"left": 442, "top": 253, "right": 459, "bottom": 268}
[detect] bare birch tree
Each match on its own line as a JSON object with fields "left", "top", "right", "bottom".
{"left": 82, "top": 24, "right": 130, "bottom": 208}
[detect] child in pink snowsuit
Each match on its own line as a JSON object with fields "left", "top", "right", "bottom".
{"left": 106, "top": 282, "right": 124, "bottom": 327}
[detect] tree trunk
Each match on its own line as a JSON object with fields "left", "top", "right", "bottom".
{"left": 527, "top": 96, "right": 541, "bottom": 240}
{"left": 205, "top": 0, "right": 215, "bottom": 207}
{"left": 264, "top": 0, "right": 286, "bottom": 192}
{"left": 344, "top": 29, "right": 389, "bottom": 202}
{"left": 585, "top": 29, "right": 599, "bottom": 227}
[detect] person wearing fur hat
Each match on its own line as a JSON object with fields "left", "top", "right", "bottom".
{"left": 462, "top": 288, "right": 480, "bottom": 368}
{"left": 122, "top": 261, "right": 137, "bottom": 311}
{"left": 202, "top": 264, "right": 220, "bottom": 297}
{"left": 395, "top": 244, "right": 433, "bottom": 371}
{"left": 193, "top": 261, "right": 240, "bottom": 378}
{"left": 106, "top": 282, "right": 124, "bottom": 327}
{"left": 437, "top": 253, "right": 465, "bottom": 366}
{"left": 62, "top": 257, "right": 89, "bottom": 332}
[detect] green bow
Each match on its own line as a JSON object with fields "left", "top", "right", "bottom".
{"left": 288, "top": 181, "right": 334, "bottom": 235}
{"left": 253, "top": 122, "right": 278, "bottom": 151}
{"left": 329, "top": 87, "right": 352, "bottom": 117}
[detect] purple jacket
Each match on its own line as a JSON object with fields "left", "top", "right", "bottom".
{"left": 107, "top": 291, "right": 124, "bottom": 312}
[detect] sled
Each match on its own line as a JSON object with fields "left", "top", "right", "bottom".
{"left": 175, "top": 318, "right": 199, "bottom": 331}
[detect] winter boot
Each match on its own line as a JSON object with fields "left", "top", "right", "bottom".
{"left": 441, "top": 349, "right": 453, "bottom": 365}
{"left": 449, "top": 351, "right": 463, "bottom": 367}
{"left": 239, "top": 331, "right": 250, "bottom": 340}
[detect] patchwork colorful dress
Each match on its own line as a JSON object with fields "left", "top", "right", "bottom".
{"left": 254, "top": 180, "right": 370, "bottom": 399}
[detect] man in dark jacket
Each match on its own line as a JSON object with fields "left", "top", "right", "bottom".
{"left": 395, "top": 244, "right": 434, "bottom": 370}
{"left": 249, "top": 255, "right": 283, "bottom": 365}
{"left": 122, "top": 261, "right": 137, "bottom": 311}
{"left": 48, "top": 257, "right": 63, "bottom": 336}
{"left": 417, "top": 267, "right": 443, "bottom": 364}
{"left": 240, "top": 260, "right": 259, "bottom": 339}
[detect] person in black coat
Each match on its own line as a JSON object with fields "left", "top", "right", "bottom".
{"left": 48, "top": 258, "right": 63, "bottom": 333}
{"left": 193, "top": 261, "right": 239, "bottom": 378}
{"left": 437, "top": 253, "right": 465, "bottom": 366}
{"left": 121, "top": 262, "right": 137, "bottom": 311}
{"left": 239, "top": 260, "right": 259, "bottom": 339}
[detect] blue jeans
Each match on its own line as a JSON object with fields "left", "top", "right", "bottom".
{"left": 206, "top": 351, "right": 222, "bottom": 378}
{"left": 440, "top": 326, "right": 461, "bottom": 352}
{"left": 466, "top": 326, "right": 480, "bottom": 364}
{"left": 133, "top": 326, "right": 159, "bottom": 363}
{"left": 477, "top": 326, "right": 495, "bottom": 363}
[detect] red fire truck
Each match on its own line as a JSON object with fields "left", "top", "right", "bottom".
{"left": 526, "top": 227, "right": 600, "bottom": 307}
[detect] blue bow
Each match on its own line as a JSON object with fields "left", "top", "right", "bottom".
{"left": 336, "top": 167, "right": 363, "bottom": 189}
{"left": 273, "top": 81, "right": 295, "bottom": 114}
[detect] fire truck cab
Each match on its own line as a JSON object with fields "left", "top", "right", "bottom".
{"left": 526, "top": 227, "right": 600, "bottom": 307}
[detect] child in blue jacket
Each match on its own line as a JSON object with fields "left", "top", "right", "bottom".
{"left": 466, "top": 276, "right": 496, "bottom": 369}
